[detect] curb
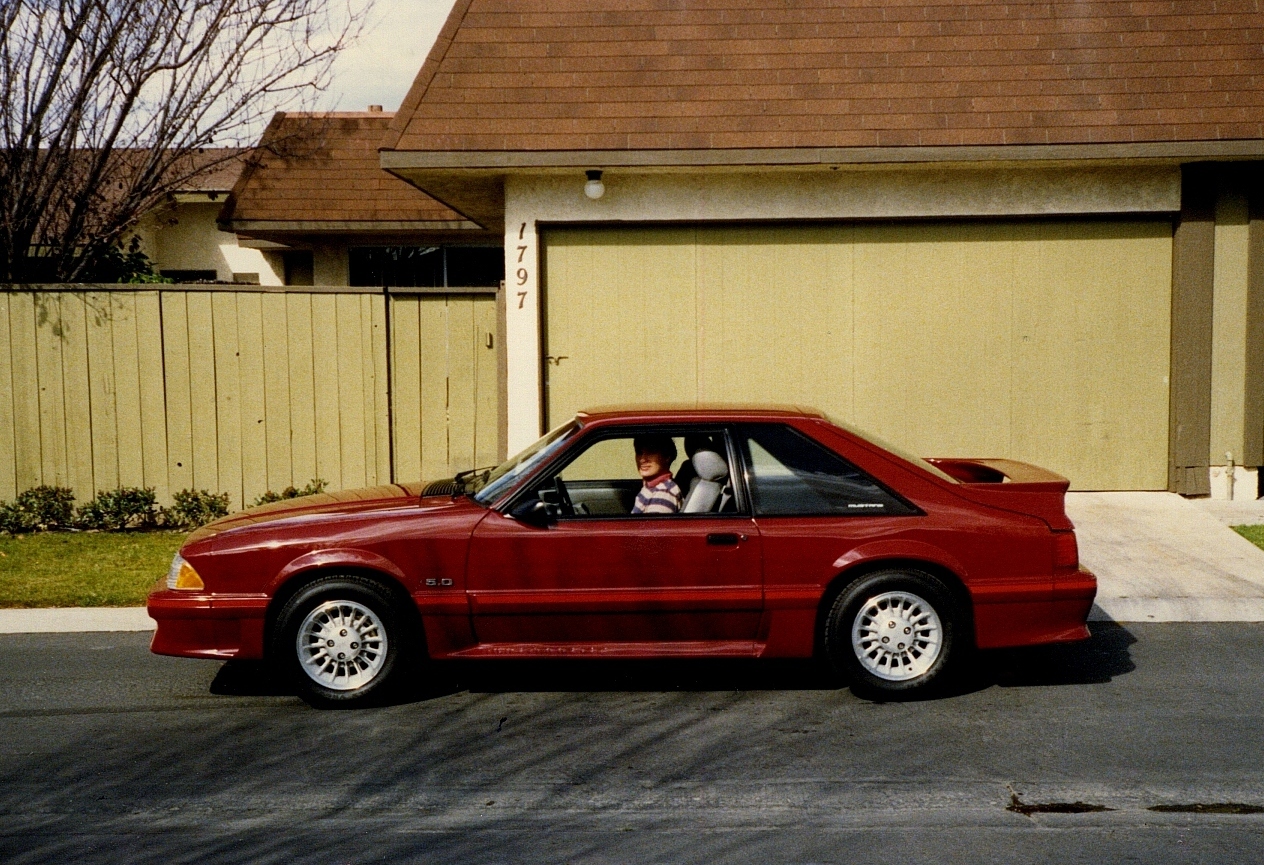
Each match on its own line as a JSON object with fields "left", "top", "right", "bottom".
{"left": 1090, "top": 598, "right": 1264, "bottom": 624}
{"left": 0, "top": 607, "right": 154, "bottom": 634}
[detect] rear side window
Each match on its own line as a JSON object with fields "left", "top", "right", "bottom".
{"left": 738, "top": 424, "right": 916, "bottom": 517}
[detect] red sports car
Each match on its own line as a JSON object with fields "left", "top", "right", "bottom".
{"left": 149, "top": 406, "right": 1096, "bottom": 705}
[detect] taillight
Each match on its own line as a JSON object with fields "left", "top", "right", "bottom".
{"left": 1052, "top": 530, "right": 1078, "bottom": 570}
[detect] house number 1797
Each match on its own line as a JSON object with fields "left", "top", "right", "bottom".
{"left": 515, "top": 222, "right": 529, "bottom": 305}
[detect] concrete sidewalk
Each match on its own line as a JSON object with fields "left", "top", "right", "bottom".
{"left": 2, "top": 492, "right": 1264, "bottom": 632}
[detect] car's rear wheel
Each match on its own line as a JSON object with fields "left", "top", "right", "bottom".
{"left": 274, "top": 576, "right": 408, "bottom": 706}
{"left": 824, "top": 569, "right": 961, "bottom": 698}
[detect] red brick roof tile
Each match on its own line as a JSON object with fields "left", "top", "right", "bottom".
{"left": 386, "top": 0, "right": 1264, "bottom": 152}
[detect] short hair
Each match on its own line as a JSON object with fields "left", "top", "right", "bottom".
{"left": 633, "top": 435, "right": 677, "bottom": 464}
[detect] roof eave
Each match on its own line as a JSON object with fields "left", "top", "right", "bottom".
{"left": 382, "top": 140, "right": 1264, "bottom": 227}
{"left": 226, "top": 219, "right": 483, "bottom": 233}
{"left": 383, "top": 139, "right": 1264, "bottom": 172}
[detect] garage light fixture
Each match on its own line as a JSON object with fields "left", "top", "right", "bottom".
{"left": 584, "top": 170, "right": 605, "bottom": 200}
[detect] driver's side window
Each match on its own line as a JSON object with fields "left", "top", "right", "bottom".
{"left": 551, "top": 436, "right": 646, "bottom": 516}
{"left": 530, "top": 430, "right": 734, "bottom": 518}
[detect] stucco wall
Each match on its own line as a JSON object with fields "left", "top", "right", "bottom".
{"left": 141, "top": 202, "right": 282, "bottom": 285}
{"left": 312, "top": 243, "right": 350, "bottom": 286}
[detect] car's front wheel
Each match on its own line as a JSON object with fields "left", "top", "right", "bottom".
{"left": 274, "top": 576, "right": 408, "bottom": 706}
{"left": 824, "top": 569, "right": 962, "bottom": 698}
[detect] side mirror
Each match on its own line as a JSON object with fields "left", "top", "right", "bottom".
{"left": 509, "top": 498, "right": 554, "bottom": 529}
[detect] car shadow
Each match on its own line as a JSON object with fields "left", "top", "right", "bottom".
{"left": 959, "top": 620, "right": 1137, "bottom": 694}
{"left": 208, "top": 660, "right": 292, "bottom": 697}
{"left": 207, "top": 621, "right": 1136, "bottom": 706}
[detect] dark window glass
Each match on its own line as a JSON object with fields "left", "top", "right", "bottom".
{"left": 739, "top": 424, "right": 916, "bottom": 516}
{"left": 348, "top": 246, "right": 503, "bottom": 288}
{"left": 349, "top": 246, "right": 443, "bottom": 288}
{"left": 445, "top": 246, "right": 504, "bottom": 286}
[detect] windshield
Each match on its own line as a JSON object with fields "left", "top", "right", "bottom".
{"left": 470, "top": 420, "right": 580, "bottom": 504}
{"left": 822, "top": 413, "right": 959, "bottom": 484}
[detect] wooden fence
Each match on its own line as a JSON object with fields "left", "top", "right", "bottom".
{"left": 0, "top": 286, "right": 502, "bottom": 509}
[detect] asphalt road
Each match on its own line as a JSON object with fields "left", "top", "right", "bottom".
{"left": 1, "top": 623, "right": 1262, "bottom": 864}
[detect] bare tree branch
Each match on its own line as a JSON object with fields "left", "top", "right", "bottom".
{"left": 0, "top": 0, "right": 365, "bottom": 281}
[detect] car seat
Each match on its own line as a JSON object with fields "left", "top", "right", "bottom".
{"left": 675, "top": 434, "right": 719, "bottom": 498}
{"left": 681, "top": 451, "right": 728, "bottom": 513}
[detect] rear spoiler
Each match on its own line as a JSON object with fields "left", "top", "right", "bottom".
{"left": 925, "top": 458, "right": 1073, "bottom": 530}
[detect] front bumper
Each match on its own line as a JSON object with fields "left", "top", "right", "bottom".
{"left": 148, "top": 589, "right": 270, "bottom": 660}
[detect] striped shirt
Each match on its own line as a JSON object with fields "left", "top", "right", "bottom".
{"left": 633, "top": 473, "right": 683, "bottom": 514}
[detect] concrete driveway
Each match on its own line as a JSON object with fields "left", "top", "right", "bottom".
{"left": 1069, "top": 492, "right": 1264, "bottom": 622}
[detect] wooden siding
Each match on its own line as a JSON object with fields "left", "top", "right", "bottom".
{"left": 0, "top": 290, "right": 491, "bottom": 508}
{"left": 1242, "top": 172, "right": 1264, "bottom": 467}
{"left": 1169, "top": 167, "right": 1217, "bottom": 494}
{"left": 543, "top": 222, "right": 1173, "bottom": 491}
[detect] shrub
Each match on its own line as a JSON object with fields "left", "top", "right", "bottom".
{"left": 0, "top": 485, "right": 76, "bottom": 533}
{"left": 76, "top": 487, "right": 159, "bottom": 531}
{"left": 163, "top": 489, "right": 231, "bottom": 529}
{"left": 251, "top": 478, "right": 328, "bottom": 507}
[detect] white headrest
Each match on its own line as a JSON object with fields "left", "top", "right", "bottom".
{"left": 691, "top": 450, "right": 728, "bottom": 482}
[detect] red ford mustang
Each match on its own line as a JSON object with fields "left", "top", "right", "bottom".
{"left": 149, "top": 406, "right": 1096, "bottom": 705}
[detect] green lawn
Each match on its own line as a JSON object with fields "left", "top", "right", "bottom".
{"left": 0, "top": 531, "right": 186, "bottom": 608}
{"left": 1233, "top": 525, "right": 1264, "bottom": 552}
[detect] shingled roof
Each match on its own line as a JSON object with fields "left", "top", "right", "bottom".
{"left": 223, "top": 112, "right": 473, "bottom": 230}
{"left": 171, "top": 149, "right": 247, "bottom": 192}
{"left": 384, "top": 0, "right": 1264, "bottom": 153}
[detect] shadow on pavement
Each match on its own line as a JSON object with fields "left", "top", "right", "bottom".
{"left": 981, "top": 620, "right": 1137, "bottom": 688}
{"left": 991, "top": 620, "right": 1136, "bottom": 684}
{"left": 208, "top": 660, "right": 292, "bottom": 697}
{"left": 207, "top": 621, "right": 1136, "bottom": 706}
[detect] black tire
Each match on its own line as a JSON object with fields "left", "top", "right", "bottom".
{"left": 273, "top": 575, "right": 410, "bottom": 707}
{"left": 823, "top": 569, "right": 962, "bottom": 698}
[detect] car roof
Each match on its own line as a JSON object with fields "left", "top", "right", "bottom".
{"left": 575, "top": 403, "right": 825, "bottom": 423}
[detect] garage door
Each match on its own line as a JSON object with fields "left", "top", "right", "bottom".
{"left": 541, "top": 222, "right": 1172, "bottom": 490}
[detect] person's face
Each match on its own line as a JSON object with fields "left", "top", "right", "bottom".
{"left": 636, "top": 448, "right": 669, "bottom": 480}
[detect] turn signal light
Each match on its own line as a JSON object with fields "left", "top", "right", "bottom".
{"left": 1052, "top": 531, "right": 1079, "bottom": 570}
{"left": 166, "top": 554, "right": 205, "bottom": 590}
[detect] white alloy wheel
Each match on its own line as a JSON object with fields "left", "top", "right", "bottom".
{"left": 850, "top": 590, "right": 943, "bottom": 682}
{"left": 296, "top": 600, "right": 389, "bottom": 691}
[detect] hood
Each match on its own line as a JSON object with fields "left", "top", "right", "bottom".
{"left": 186, "top": 482, "right": 428, "bottom": 544}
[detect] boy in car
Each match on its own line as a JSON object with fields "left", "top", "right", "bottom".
{"left": 631, "top": 435, "right": 683, "bottom": 514}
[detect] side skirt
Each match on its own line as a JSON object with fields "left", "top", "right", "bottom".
{"left": 446, "top": 640, "right": 764, "bottom": 659}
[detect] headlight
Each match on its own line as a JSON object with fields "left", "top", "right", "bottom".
{"left": 166, "top": 554, "right": 205, "bottom": 591}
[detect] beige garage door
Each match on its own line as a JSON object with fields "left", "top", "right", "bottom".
{"left": 542, "top": 222, "right": 1172, "bottom": 490}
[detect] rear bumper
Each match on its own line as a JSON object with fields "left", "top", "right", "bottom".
{"left": 147, "top": 590, "right": 269, "bottom": 660}
{"left": 972, "top": 567, "right": 1098, "bottom": 649}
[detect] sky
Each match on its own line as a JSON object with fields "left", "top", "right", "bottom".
{"left": 324, "top": 0, "right": 459, "bottom": 112}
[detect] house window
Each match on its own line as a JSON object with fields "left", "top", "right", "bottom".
{"left": 348, "top": 246, "right": 503, "bottom": 288}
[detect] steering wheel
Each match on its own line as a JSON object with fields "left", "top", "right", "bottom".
{"left": 553, "top": 476, "right": 575, "bottom": 516}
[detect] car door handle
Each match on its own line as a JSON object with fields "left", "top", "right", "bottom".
{"left": 706, "top": 533, "right": 746, "bottom": 546}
